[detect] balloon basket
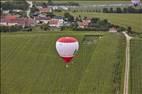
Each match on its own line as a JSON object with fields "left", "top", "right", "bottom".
{"left": 65, "top": 64, "right": 69, "bottom": 68}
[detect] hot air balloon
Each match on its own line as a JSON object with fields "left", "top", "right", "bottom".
{"left": 56, "top": 37, "right": 79, "bottom": 66}
{"left": 131, "top": 0, "right": 141, "bottom": 6}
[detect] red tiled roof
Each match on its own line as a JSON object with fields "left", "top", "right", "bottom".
{"left": 39, "top": 8, "right": 49, "bottom": 13}
{"left": 49, "top": 19, "right": 59, "bottom": 25}
{"left": 0, "top": 17, "right": 35, "bottom": 26}
{"left": 79, "top": 19, "right": 91, "bottom": 27}
{"left": 17, "top": 18, "right": 35, "bottom": 26}
{"left": 5, "top": 15, "right": 17, "bottom": 20}
{"left": 35, "top": 17, "right": 51, "bottom": 20}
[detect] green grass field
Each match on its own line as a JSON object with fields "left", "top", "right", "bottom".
{"left": 1, "top": 32, "right": 125, "bottom": 94}
{"left": 130, "top": 38, "right": 142, "bottom": 94}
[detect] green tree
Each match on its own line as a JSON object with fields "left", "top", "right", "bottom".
{"left": 103, "top": 8, "right": 109, "bottom": 13}
{"left": 64, "top": 12, "right": 74, "bottom": 22}
{"left": 91, "top": 18, "right": 100, "bottom": 23}
{"left": 116, "top": 7, "right": 122, "bottom": 13}
{"left": 123, "top": 8, "right": 128, "bottom": 13}
{"left": 48, "top": 0, "right": 53, "bottom": 5}
{"left": 1, "top": 0, "right": 29, "bottom": 10}
{"left": 110, "top": 8, "right": 113, "bottom": 13}
{"left": 41, "top": 23, "right": 50, "bottom": 31}
{"left": 127, "top": 26, "right": 133, "bottom": 34}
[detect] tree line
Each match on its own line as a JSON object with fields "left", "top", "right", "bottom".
{"left": 0, "top": 26, "right": 32, "bottom": 32}
{"left": 103, "top": 7, "right": 142, "bottom": 13}
{"left": 1, "top": 0, "right": 29, "bottom": 10}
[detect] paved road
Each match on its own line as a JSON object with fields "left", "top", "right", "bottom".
{"left": 123, "top": 32, "right": 132, "bottom": 94}
{"left": 26, "top": 1, "right": 33, "bottom": 18}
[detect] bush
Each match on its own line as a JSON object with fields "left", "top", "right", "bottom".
{"left": 127, "top": 26, "right": 134, "bottom": 34}
{"left": 61, "top": 26, "right": 73, "bottom": 31}
{"left": 117, "top": 26, "right": 126, "bottom": 32}
{"left": 40, "top": 23, "right": 50, "bottom": 31}
{"left": 46, "top": 13, "right": 55, "bottom": 18}
{"left": 22, "top": 26, "right": 32, "bottom": 32}
{"left": 54, "top": 9, "right": 62, "bottom": 12}
{"left": 98, "top": 19, "right": 109, "bottom": 25}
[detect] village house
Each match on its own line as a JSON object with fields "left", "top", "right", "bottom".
{"left": 49, "top": 16, "right": 64, "bottom": 28}
{"left": 49, "top": 6, "right": 69, "bottom": 11}
{"left": 49, "top": 6, "right": 58, "bottom": 10}
{"left": 0, "top": 15, "right": 17, "bottom": 26}
{"left": 17, "top": 18, "right": 36, "bottom": 27}
{"left": 12, "top": 9, "right": 23, "bottom": 13}
{"left": 0, "top": 18, "right": 17, "bottom": 26}
{"left": 35, "top": 16, "right": 51, "bottom": 24}
{"left": 38, "top": 7, "right": 52, "bottom": 14}
{"left": 78, "top": 19, "right": 91, "bottom": 29}
{"left": 2, "top": 10, "right": 10, "bottom": 14}
{"left": 35, "top": 6, "right": 43, "bottom": 9}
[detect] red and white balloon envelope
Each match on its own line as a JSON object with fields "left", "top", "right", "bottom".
{"left": 56, "top": 37, "right": 79, "bottom": 65}
{"left": 131, "top": 0, "right": 141, "bottom": 6}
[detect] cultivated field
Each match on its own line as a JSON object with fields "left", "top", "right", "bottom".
{"left": 1, "top": 32, "right": 125, "bottom": 94}
{"left": 130, "top": 38, "right": 142, "bottom": 94}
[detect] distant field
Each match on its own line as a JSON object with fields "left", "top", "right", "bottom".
{"left": 1, "top": 0, "right": 131, "bottom": 1}
{"left": 1, "top": 32, "right": 125, "bottom": 94}
{"left": 55, "top": 12, "right": 142, "bottom": 33}
{"left": 130, "top": 39, "right": 142, "bottom": 94}
{"left": 70, "top": 13, "right": 142, "bottom": 33}
{"left": 1, "top": 0, "right": 132, "bottom": 4}
{"left": 1, "top": 0, "right": 134, "bottom": 4}
{"left": 54, "top": 1, "right": 130, "bottom": 5}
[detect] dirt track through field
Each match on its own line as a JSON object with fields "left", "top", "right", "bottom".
{"left": 123, "top": 32, "right": 132, "bottom": 94}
